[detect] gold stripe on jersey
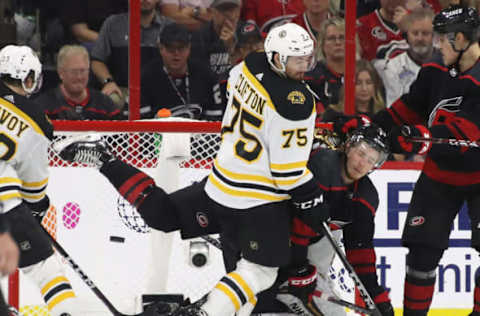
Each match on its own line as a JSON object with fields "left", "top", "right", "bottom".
{"left": 41, "top": 276, "right": 70, "bottom": 295}
{"left": 23, "top": 177, "right": 49, "bottom": 188}
{"left": 0, "top": 98, "right": 43, "bottom": 136}
{"left": 0, "top": 177, "right": 21, "bottom": 201}
{"left": 214, "top": 159, "right": 300, "bottom": 186}
{"left": 208, "top": 173, "right": 289, "bottom": 202}
{"left": 0, "top": 192, "right": 21, "bottom": 201}
{"left": 47, "top": 291, "right": 75, "bottom": 310}
{"left": 0, "top": 177, "right": 21, "bottom": 185}
{"left": 241, "top": 63, "right": 275, "bottom": 111}
{"left": 270, "top": 160, "right": 308, "bottom": 171}
{"left": 21, "top": 191, "right": 46, "bottom": 202}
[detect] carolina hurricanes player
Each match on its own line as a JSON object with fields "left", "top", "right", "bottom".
{"left": 336, "top": 5, "right": 480, "bottom": 316}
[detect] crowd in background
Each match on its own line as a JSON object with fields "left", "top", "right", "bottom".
{"left": 0, "top": 0, "right": 476, "bottom": 160}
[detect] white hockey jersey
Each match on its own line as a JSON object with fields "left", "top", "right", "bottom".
{"left": 205, "top": 52, "right": 317, "bottom": 209}
{"left": 0, "top": 83, "right": 52, "bottom": 213}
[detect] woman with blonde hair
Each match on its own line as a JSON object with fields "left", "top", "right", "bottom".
{"left": 322, "top": 59, "right": 385, "bottom": 121}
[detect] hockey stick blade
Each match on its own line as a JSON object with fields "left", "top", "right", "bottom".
{"left": 39, "top": 225, "right": 145, "bottom": 316}
{"left": 319, "top": 222, "right": 382, "bottom": 316}
{"left": 311, "top": 290, "right": 374, "bottom": 315}
{"left": 408, "top": 136, "right": 480, "bottom": 148}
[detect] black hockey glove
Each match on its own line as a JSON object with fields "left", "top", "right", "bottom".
{"left": 333, "top": 115, "right": 371, "bottom": 138}
{"left": 376, "top": 301, "right": 394, "bottom": 316}
{"left": 291, "top": 191, "right": 329, "bottom": 233}
{"left": 389, "top": 124, "right": 432, "bottom": 155}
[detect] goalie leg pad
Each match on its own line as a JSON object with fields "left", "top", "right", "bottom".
{"left": 21, "top": 253, "right": 78, "bottom": 316}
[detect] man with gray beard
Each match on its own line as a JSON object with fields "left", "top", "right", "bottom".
{"left": 374, "top": 7, "right": 435, "bottom": 107}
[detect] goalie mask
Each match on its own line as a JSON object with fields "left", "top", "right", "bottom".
{"left": 345, "top": 124, "right": 390, "bottom": 169}
{"left": 264, "top": 23, "right": 315, "bottom": 76}
{"left": 0, "top": 45, "right": 43, "bottom": 95}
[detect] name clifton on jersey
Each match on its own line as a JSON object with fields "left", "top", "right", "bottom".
{"left": 0, "top": 107, "right": 29, "bottom": 137}
{"left": 234, "top": 73, "right": 266, "bottom": 116}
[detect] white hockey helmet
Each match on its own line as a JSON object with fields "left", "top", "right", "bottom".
{"left": 0, "top": 45, "right": 42, "bottom": 95}
{"left": 264, "top": 23, "right": 315, "bottom": 74}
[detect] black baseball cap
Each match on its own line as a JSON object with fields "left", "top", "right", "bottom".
{"left": 159, "top": 23, "right": 191, "bottom": 47}
{"left": 236, "top": 21, "right": 264, "bottom": 47}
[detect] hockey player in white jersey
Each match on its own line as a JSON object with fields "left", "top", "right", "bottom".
{"left": 0, "top": 45, "right": 78, "bottom": 315}
{"left": 54, "top": 23, "right": 328, "bottom": 316}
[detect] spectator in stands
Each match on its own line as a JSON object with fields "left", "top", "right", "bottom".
{"left": 322, "top": 59, "right": 385, "bottom": 121}
{"left": 91, "top": 0, "right": 171, "bottom": 109}
{"left": 357, "top": 0, "right": 408, "bottom": 60}
{"left": 242, "top": 0, "right": 305, "bottom": 32}
{"left": 231, "top": 20, "right": 264, "bottom": 64}
{"left": 374, "top": 7, "right": 435, "bottom": 107}
{"left": 160, "top": 0, "right": 213, "bottom": 31}
{"left": 305, "top": 17, "right": 351, "bottom": 114}
{"left": 291, "top": 0, "right": 333, "bottom": 41}
{"left": 141, "top": 23, "right": 224, "bottom": 120}
{"left": 190, "top": 0, "right": 241, "bottom": 76}
{"left": 36, "top": 45, "right": 122, "bottom": 120}
{"left": 60, "top": 0, "right": 128, "bottom": 52}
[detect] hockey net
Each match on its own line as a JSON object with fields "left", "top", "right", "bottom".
{"left": 6, "top": 119, "right": 354, "bottom": 315}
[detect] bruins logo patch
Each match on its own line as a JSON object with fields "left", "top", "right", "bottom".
{"left": 287, "top": 91, "right": 306, "bottom": 105}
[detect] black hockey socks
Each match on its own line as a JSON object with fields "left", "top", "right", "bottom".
{"left": 403, "top": 247, "right": 443, "bottom": 316}
{"left": 100, "top": 159, "right": 181, "bottom": 232}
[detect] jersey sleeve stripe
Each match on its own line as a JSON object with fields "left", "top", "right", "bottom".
{"left": 208, "top": 173, "right": 289, "bottom": 201}
{"left": 0, "top": 192, "right": 22, "bottom": 201}
{"left": 271, "top": 170, "right": 304, "bottom": 178}
{"left": 0, "top": 177, "right": 22, "bottom": 185}
{"left": 0, "top": 98, "right": 44, "bottom": 136}
{"left": 21, "top": 191, "right": 46, "bottom": 202}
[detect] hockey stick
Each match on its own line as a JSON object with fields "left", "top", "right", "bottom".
{"left": 319, "top": 222, "right": 382, "bottom": 316}
{"left": 407, "top": 136, "right": 480, "bottom": 148}
{"left": 39, "top": 225, "right": 144, "bottom": 316}
{"left": 201, "top": 234, "right": 375, "bottom": 315}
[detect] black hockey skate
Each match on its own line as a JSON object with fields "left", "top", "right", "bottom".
{"left": 53, "top": 134, "right": 113, "bottom": 167}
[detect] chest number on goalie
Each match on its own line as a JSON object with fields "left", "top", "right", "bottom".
{"left": 0, "top": 133, "right": 16, "bottom": 161}
{"left": 222, "top": 97, "right": 264, "bottom": 162}
{"left": 282, "top": 128, "right": 308, "bottom": 148}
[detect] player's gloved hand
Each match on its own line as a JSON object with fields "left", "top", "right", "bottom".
{"left": 389, "top": 124, "right": 432, "bottom": 155}
{"left": 332, "top": 115, "right": 371, "bottom": 138}
{"left": 291, "top": 189, "right": 329, "bottom": 233}
{"left": 376, "top": 301, "right": 394, "bottom": 316}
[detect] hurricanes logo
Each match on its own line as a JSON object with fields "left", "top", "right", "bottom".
{"left": 287, "top": 91, "right": 306, "bottom": 105}
{"left": 196, "top": 212, "right": 209, "bottom": 228}
{"left": 371, "top": 26, "right": 387, "bottom": 41}
{"left": 409, "top": 216, "right": 425, "bottom": 226}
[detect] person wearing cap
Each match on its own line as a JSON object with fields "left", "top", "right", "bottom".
{"left": 190, "top": 0, "right": 242, "bottom": 75}
{"left": 91, "top": 0, "right": 172, "bottom": 110}
{"left": 230, "top": 21, "right": 264, "bottom": 64}
{"left": 141, "top": 23, "right": 224, "bottom": 120}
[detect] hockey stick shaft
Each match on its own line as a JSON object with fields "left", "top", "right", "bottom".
{"left": 201, "top": 235, "right": 222, "bottom": 250}
{"left": 319, "top": 222, "right": 381, "bottom": 316}
{"left": 311, "top": 290, "right": 374, "bottom": 315}
{"left": 39, "top": 225, "right": 143, "bottom": 316}
{"left": 408, "top": 136, "right": 480, "bottom": 148}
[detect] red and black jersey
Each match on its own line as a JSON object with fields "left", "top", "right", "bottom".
{"left": 291, "top": 148, "right": 388, "bottom": 303}
{"left": 305, "top": 61, "right": 343, "bottom": 113}
{"left": 374, "top": 54, "right": 480, "bottom": 186}
{"left": 357, "top": 9, "right": 407, "bottom": 61}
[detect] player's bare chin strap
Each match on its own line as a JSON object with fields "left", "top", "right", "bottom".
{"left": 99, "top": 159, "right": 181, "bottom": 232}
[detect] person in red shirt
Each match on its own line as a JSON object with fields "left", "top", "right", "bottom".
{"left": 290, "top": 0, "right": 332, "bottom": 41}
{"left": 242, "top": 0, "right": 304, "bottom": 32}
{"left": 357, "top": 0, "right": 408, "bottom": 60}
